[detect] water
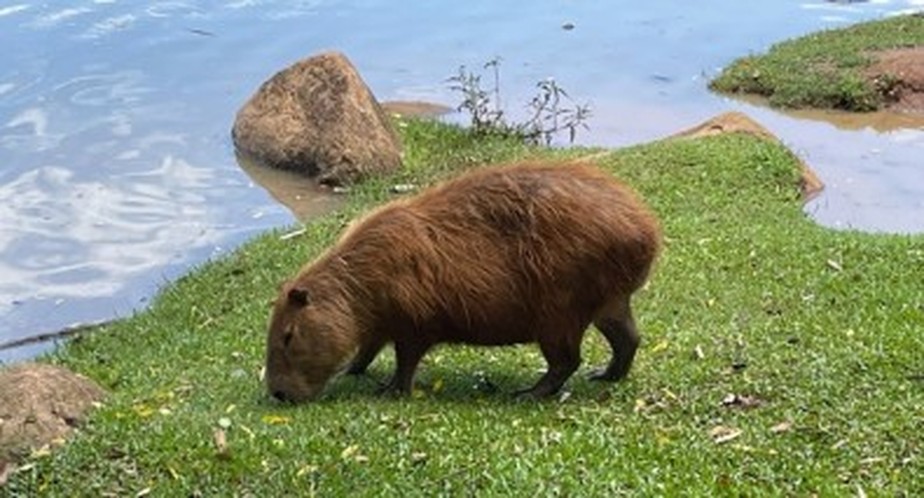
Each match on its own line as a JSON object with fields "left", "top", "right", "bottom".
{"left": 2, "top": 1, "right": 922, "bottom": 361}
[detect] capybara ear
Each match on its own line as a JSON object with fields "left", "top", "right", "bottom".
{"left": 287, "top": 287, "right": 311, "bottom": 307}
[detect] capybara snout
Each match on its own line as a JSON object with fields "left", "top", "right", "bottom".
{"left": 265, "top": 286, "right": 358, "bottom": 402}
{"left": 265, "top": 161, "right": 660, "bottom": 401}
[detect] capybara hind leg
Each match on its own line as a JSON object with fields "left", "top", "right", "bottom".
{"left": 379, "top": 340, "right": 430, "bottom": 395}
{"left": 589, "top": 300, "right": 640, "bottom": 382}
{"left": 516, "top": 332, "right": 582, "bottom": 398}
{"left": 346, "top": 337, "right": 387, "bottom": 375}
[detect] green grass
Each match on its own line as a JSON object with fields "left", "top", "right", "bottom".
{"left": 710, "top": 14, "right": 924, "bottom": 111}
{"left": 5, "top": 118, "right": 924, "bottom": 496}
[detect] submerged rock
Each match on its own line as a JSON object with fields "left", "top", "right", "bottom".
{"left": 381, "top": 100, "right": 452, "bottom": 119}
{"left": 232, "top": 51, "right": 402, "bottom": 186}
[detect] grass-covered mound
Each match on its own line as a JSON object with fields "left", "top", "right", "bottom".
{"left": 710, "top": 14, "right": 924, "bottom": 112}
{"left": 5, "top": 119, "right": 923, "bottom": 495}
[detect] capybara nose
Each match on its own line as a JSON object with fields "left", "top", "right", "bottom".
{"left": 271, "top": 389, "right": 289, "bottom": 402}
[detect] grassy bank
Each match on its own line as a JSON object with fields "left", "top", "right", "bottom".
{"left": 6, "top": 119, "right": 923, "bottom": 496}
{"left": 710, "top": 14, "right": 924, "bottom": 111}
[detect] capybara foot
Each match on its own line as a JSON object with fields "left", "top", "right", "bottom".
{"left": 345, "top": 364, "right": 369, "bottom": 376}
{"left": 375, "top": 385, "right": 405, "bottom": 398}
{"left": 375, "top": 378, "right": 411, "bottom": 397}
{"left": 512, "top": 383, "right": 562, "bottom": 400}
{"left": 587, "top": 364, "right": 630, "bottom": 382}
{"left": 512, "top": 388, "right": 545, "bottom": 401}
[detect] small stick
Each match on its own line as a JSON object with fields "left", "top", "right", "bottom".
{"left": 0, "top": 319, "right": 114, "bottom": 352}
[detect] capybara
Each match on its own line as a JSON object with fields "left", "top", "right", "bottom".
{"left": 265, "top": 161, "right": 661, "bottom": 402}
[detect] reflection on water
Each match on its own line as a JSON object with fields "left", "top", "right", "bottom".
{"left": 725, "top": 100, "right": 924, "bottom": 233}
{"left": 237, "top": 154, "right": 345, "bottom": 222}
{"left": 1, "top": 0, "right": 923, "bottom": 361}
{"left": 733, "top": 94, "right": 924, "bottom": 132}
{"left": 708, "top": 94, "right": 924, "bottom": 233}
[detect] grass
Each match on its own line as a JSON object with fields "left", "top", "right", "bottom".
{"left": 709, "top": 14, "right": 924, "bottom": 111}
{"left": 4, "top": 118, "right": 924, "bottom": 496}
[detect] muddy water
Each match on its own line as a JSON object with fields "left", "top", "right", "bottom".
{"left": 1, "top": 1, "right": 922, "bottom": 361}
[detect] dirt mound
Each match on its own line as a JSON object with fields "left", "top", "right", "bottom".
{"left": 671, "top": 112, "right": 825, "bottom": 201}
{"left": 868, "top": 47, "right": 924, "bottom": 114}
{"left": 0, "top": 363, "right": 105, "bottom": 470}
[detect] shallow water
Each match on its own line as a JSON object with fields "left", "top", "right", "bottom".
{"left": 1, "top": 1, "right": 922, "bottom": 361}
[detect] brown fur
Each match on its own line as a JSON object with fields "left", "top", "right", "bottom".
{"left": 265, "top": 161, "right": 661, "bottom": 402}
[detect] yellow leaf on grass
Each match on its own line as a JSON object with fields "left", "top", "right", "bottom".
{"left": 297, "top": 464, "right": 319, "bottom": 477}
{"left": 239, "top": 424, "right": 256, "bottom": 439}
{"left": 341, "top": 445, "right": 359, "bottom": 459}
{"left": 133, "top": 404, "right": 155, "bottom": 418}
{"left": 662, "top": 389, "right": 679, "bottom": 401}
{"left": 709, "top": 425, "right": 742, "bottom": 444}
{"left": 634, "top": 398, "right": 647, "bottom": 412}
{"left": 770, "top": 421, "right": 793, "bottom": 434}
{"left": 30, "top": 446, "right": 52, "bottom": 458}
{"left": 261, "top": 415, "right": 291, "bottom": 425}
{"left": 651, "top": 340, "right": 669, "bottom": 353}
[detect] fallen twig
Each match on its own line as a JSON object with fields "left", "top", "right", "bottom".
{"left": 0, "top": 319, "right": 114, "bottom": 352}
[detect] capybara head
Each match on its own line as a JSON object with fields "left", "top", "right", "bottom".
{"left": 265, "top": 283, "right": 358, "bottom": 403}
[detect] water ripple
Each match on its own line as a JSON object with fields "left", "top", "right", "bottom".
{"left": 0, "top": 158, "right": 220, "bottom": 310}
{"left": 28, "top": 7, "right": 94, "bottom": 29}
{"left": 53, "top": 70, "right": 150, "bottom": 107}
{"left": 80, "top": 13, "right": 137, "bottom": 39}
{"left": 0, "top": 5, "right": 29, "bottom": 18}
{"left": 2, "top": 108, "right": 63, "bottom": 152}
{"left": 146, "top": 2, "right": 204, "bottom": 19}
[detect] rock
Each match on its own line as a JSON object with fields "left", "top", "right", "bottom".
{"left": 671, "top": 112, "right": 824, "bottom": 201}
{"left": 232, "top": 51, "right": 402, "bottom": 186}
{"left": 0, "top": 363, "right": 105, "bottom": 465}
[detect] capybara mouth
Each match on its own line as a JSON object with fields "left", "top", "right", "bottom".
{"left": 267, "top": 381, "right": 323, "bottom": 404}
{"left": 270, "top": 389, "right": 295, "bottom": 403}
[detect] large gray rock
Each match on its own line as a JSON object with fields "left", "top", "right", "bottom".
{"left": 232, "top": 52, "right": 402, "bottom": 186}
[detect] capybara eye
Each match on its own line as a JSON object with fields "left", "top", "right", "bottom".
{"left": 287, "top": 287, "right": 310, "bottom": 307}
{"left": 283, "top": 331, "right": 293, "bottom": 347}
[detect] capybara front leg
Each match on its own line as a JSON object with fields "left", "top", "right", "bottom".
{"left": 589, "top": 301, "right": 640, "bottom": 382}
{"left": 346, "top": 337, "right": 387, "bottom": 375}
{"left": 516, "top": 333, "right": 582, "bottom": 399}
{"left": 379, "top": 339, "right": 430, "bottom": 395}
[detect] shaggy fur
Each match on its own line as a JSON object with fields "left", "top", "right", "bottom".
{"left": 265, "top": 161, "right": 661, "bottom": 402}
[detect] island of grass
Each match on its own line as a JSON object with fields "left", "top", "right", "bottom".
{"left": 710, "top": 14, "right": 924, "bottom": 113}
{"left": 3, "top": 118, "right": 923, "bottom": 495}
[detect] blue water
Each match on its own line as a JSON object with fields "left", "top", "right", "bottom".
{"left": 2, "top": 1, "right": 923, "bottom": 361}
